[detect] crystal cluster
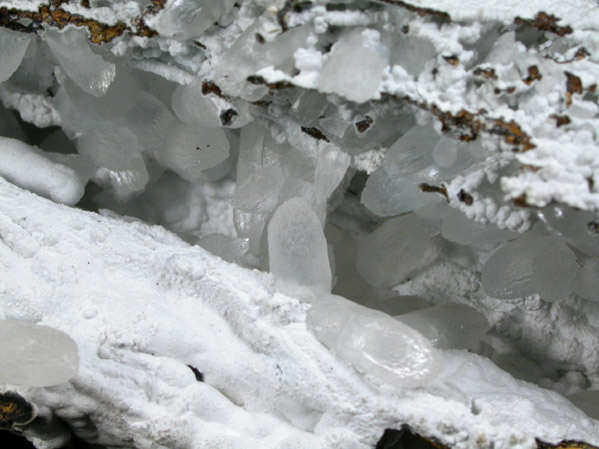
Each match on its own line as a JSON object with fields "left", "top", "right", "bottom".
{"left": 0, "top": 0, "right": 599, "bottom": 448}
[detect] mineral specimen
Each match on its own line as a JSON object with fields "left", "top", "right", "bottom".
{"left": 0, "top": 0, "right": 599, "bottom": 448}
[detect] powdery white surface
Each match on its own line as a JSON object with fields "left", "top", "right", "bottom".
{"left": 1, "top": 176, "right": 598, "bottom": 449}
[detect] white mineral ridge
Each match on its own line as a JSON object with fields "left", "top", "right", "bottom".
{"left": 0, "top": 320, "right": 79, "bottom": 387}
{"left": 482, "top": 235, "right": 579, "bottom": 301}
{"left": 319, "top": 27, "right": 389, "bottom": 104}
{"left": 0, "top": 28, "right": 30, "bottom": 83}
{"left": 0, "top": 177, "right": 598, "bottom": 449}
{"left": 44, "top": 27, "right": 115, "bottom": 97}
{"left": 356, "top": 213, "right": 440, "bottom": 288}
{"left": 268, "top": 197, "right": 332, "bottom": 297}
{"left": 0, "top": 136, "right": 85, "bottom": 205}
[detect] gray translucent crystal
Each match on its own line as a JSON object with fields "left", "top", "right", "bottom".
{"left": 214, "top": 22, "right": 310, "bottom": 99}
{"left": 148, "top": 0, "right": 236, "bottom": 40}
{"left": 567, "top": 390, "right": 599, "bottom": 420}
{"left": 198, "top": 234, "right": 250, "bottom": 266}
{"left": 361, "top": 171, "right": 441, "bottom": 217}
{"left": 45, "top": 28, "right": 115, "bottom": 97}
{"left": 573, "top": 258, "right": 599, "bottom": 302}
{"left": 306, "top": 295, "right": 440, "bottom": 387}
{"left": 172, "top": 79, "right": 249, "bottom": 129}
{"left": 361, "top": 124, "right": 441, "bottom": 216}
{"left": 0, "top": 320, "right": 79, "bottom": 387}
{"left": 540, "top": 205, "right": 599, "bottom": 257}
{"left": 319, "top": 28, "right": 389, "bottom": 104}
{"left": 482, "top": 235, "right": 579, "bottom": 301}
{"left": 356, "top": 213, "right": 440, "bottom": 288}
{"left": 360, "top": 294, "right": 432, "bottom": 316}
{"left": 390, "top": 34, "right": 435, "bottom": 77}
{"left": 0, "top": 28, "right": 31, "bottom": 83}
{"left": 325, "top": 224, "right": 372, "bottom": 299}
{"left": 395, "top": 304, "right": 490, "bottom": 350}
{"left": 94, "top": 163, "right": 150, "bottom": 202}
{"left": 77, "top": 127, "right": 142, "bottom": 171}
{"left": 313, "top": 144, "right": 350, "bottom": 223}
{"left": 232, "top": 162, "right": 285, "bottom": 214}
{"left": 268, "top": 197, "right": 332, "bottom": 297}
{"left": 8, "top": 37, "right": 54, "bottom": 94}
{"left": 441, "top": 208, "right": 518, "bottom": 247}
{"left": 432, "top": 137, "right": 458, "bottom": 168}
{"left": 160, "top": 122, "right": 230, "bottom": 184}
{"left": 0, "top": 105, "right": 26, "bottom": 141}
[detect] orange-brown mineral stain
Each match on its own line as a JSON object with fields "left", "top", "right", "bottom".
{"left": 0, "top": 393, "right": 34, "bottom": 428}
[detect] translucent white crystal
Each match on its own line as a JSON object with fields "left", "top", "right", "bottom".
{"left": 0, "top": 136, "right": 85, "bottom": 205}
{"left": 160, "top": 122, "right": 231, "bottom": 184}
{"left": 441, "top": 208, "right": 518, "bottom": 246}
{"left": 573, "top": 258, "right": 599, "bottom": 302}
{"left": 361, "top": 124, "right": 441, "bottom": 216}
{"left": 306, "top": 295, "right": 440, "bottom": 387}
{"left": 148, "top": 0, "right": 236, "bottom": 40}
{"left": 0, "top": 320, "right": 79, "bottom": 387}
{"left": 234, "top": 208, "right": 269, "bottom": 258}
{"left": 385, "top": 124, "right": 439, "bottom": 175}
{"left": 361, "top": 171, "right": 440, "bottom": 217}
{"left": 482, "top": 235, "right": 579, "bottom": 301}
{"left": 214, "top": 22, "right": 310, "bottom": 99}
{"left": 237, "top": 123, "right": 285, "bottom": 186}
{"left": 232, "top": 162, "right": 285, "bottom": 214}
{"left": 319, "top": 28, "right": 389, "bottom": 103}
{"left": 485, "top": 31, "right": 517, "bottom": 66}
{"left": 77, "top": 127, "right": 142, "bottom": 171}
{"left": 390, "top": 34, "right": 435, "bottom": 77}
{"left": 313, "top": 144, "right": 350, "bottom": 223}
{"left": 45, "top": 27, "right": 115, "bottom": 97}
{"left": 93, "top": 164, "right": 150, "bottom": 202}
{"left": 540, "top": 206, "right": 599, "bottom": 258}
{"left": 395, "top": 304, "right": 490, "bottom": 350}
{"left": 360, "top": 294, "right": 432, "bottom": 316}
{"left": 432, "top": 137, "right": 458, "bottom": 168}
{"left": 268, "top": 197, "right": 331, "bottom": 297}
{"left": 0, "top": 28, "right": 31, "bottom": 83}
{"left": 356, "top": 213, "right": 439, "bottom": 288}
{"left": 5, "top": 36, "right": 53, "bottom": 94}
{"left": 172, "top": 78, "right": 249, "bottom": 129}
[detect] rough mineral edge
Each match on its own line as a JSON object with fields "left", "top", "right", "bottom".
{"left": 0, "top": 176, "right": 597, "bottom": 449}
{"left": 383, "top": 0, "right": 599, "bottom": 29}
{"left": 3, "top": 0, "right": 599, "bottom": 217}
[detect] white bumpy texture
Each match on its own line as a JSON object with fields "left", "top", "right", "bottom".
{"left": 1, "top": 0, "right": 599, "bottom": 449}
{"left": 1, "top": 177, "right": 598, "bottom": 449}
